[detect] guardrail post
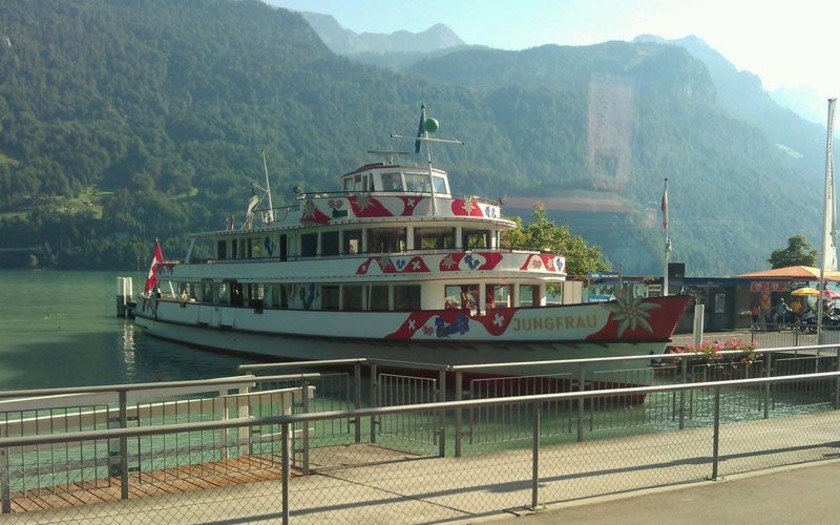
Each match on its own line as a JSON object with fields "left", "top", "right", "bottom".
{"left": 370, "top": 363, "right": 378, "bottom": 444}
{"left": 119, "top": 389, "right": 129, "bottom": 500}
{"left": 711, "top": 385, "right": 721, "bottom": 480}
{"left": 834, "top": 348, "right": 840, "bottom": 410}
{"left": 455, "top": 370, "right": 463, "bottom": 458}
{"left": 281, "top": 421, "right": 290, "bottom": 525}
{"left": 531, "top": 400, "right": 541, "bottom": 510}
{"left": 576, "top": 364, "right": 585, "bottom": 442}
{"left": 438, "top": 369, "right": 446, "bottom": 458}
{"left": 301, "top": 381, "right": 310, "bottom": 475}
{"left": 1, "top": 425, "right": 9, "bottom": 514}
{"left": 679, "top": 356, "right": 688, "bottom": 429}
{"left": 764, "top": 352, "right": 772, "bottom": 418}
{"left": 354, "top": 363, "right": 362, "bottom": 443}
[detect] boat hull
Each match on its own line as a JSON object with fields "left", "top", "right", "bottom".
{"left": 133, "top": 295, "right": 690, "bottom": 383}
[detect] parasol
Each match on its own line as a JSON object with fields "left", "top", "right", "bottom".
{"left": 823, "top": 289, "right": 840, "bottom": 300}
{"left": 791, "top": 287, "right": 820, "bottom": 296}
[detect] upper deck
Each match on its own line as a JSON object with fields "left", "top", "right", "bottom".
{"left": 196, "top": 163, "right": 511, "bottom": 238}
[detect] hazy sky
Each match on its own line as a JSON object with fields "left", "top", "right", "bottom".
{"left": 269, "top": 0, "right": 838, "bottom": 97}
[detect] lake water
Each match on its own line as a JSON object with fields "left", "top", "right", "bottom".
{"left": 0, "top": 270, "right": 260, "bottom": 390}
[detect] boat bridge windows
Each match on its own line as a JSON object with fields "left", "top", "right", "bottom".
{"left": 341, "top": 169, "right": 450, "bottom": 195}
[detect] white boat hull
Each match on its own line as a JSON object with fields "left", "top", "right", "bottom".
{"left": 133, "top": 294, "right": 690, "bottom": 381}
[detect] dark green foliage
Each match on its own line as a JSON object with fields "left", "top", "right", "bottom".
{"left": 768, "top": 235, "right": 818, "bottom": 269}
{"left": 0, "top": 1, "right": 826, "bottom": 275}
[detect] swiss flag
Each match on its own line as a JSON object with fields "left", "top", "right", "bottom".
{"left": 144, "top": 240, "right": 165, "bottom": 294}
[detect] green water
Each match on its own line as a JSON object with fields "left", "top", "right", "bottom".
{"left": 0, "top": 270, "right": 259, "bottom": 390}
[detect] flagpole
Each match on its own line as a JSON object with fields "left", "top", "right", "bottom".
{"left": 818, "top": 98, "right": 837, "bottom": 341}
{"left": 662, "top": 178, "right": 670, "bottom": 297}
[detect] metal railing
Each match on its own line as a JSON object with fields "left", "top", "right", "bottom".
{"left": 2, "top": 370, "right": 840, "bottom": 524}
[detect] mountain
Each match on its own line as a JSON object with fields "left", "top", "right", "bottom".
{"left": 770, "top": 85, "right": 827, "bottom": 125}
{"left": 633, "top": 35, "right": 826, "bottom": 169}
{"left": 406, "top": 42, "right": 826, "bottom": 275}
{"left": 295, "top": 11, "right": 465, "bottom": 55}
{"left": 0, "top": 0, "right": 827, "bottom": 276}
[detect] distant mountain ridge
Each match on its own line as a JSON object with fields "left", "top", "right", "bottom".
{"left": 297, "top": 11, "right": 465, "bottom": 55}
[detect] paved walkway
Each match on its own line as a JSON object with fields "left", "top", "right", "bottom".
{"left": 489, "top": 460, "right": 840, "bottom": 525}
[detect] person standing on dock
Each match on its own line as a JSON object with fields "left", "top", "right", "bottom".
{"left": 750, "top": 302, "right": 761, "bottom": 331}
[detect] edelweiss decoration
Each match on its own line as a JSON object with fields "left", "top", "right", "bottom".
{"left": 603, "top": 295, "right": 660, "bottom": 337}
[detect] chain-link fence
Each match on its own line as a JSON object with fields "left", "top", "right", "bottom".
{"left": 3, "top": 362, "right": 840, "bottom": 524}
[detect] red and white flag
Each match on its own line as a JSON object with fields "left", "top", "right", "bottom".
{"left": 144, "top": 240, "right": 165, "bottom": 294}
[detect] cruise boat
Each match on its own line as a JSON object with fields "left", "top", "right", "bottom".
{"left": 133, "top": 107, "right": 690, "bottom": 379}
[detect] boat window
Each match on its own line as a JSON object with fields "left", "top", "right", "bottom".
{"left": 301, "top": 233, "right": 317, "bottom": 257}
{"left": 322, "top": 285, "right": 340, "bottom": 310}
{"left": 520, "top": 285, "right": 540, "bottom": 307}
{"left": 263, "top": 284, "right": 276, "bottom": 309}
{"left": 463, "top": 229, "right": 490, "bottom": 249}
{"left": 260, "top": 235, "right": 277, "bottom": 258}
{"left": 394, "top": 285, "right": 421, "bottom": 311}
{"left": 414, "top": 227, "right": 456, "bottom": 250}
{"left": 178, "top": 282, "right": 199, "bottom": 302}
{"left": 217, "top": 240, "right": 227, "bottom": 260}
{"left": 369, "top": 228, "right": 406, "bottom": 253}
{"left": 487, "top": 284, "right": 511, "bottom": 309}
{"left": 263, "top": 284, "right": 288, "bottom": 309}
{"left": 342, "top": 285, "right": 364, "bottom": 311}
{"left": 217, "top": 282, "right": 231, "bottom": 305}
{"left": 231, "top": 240, "right": 238, "bottom": 259}
{"left": 381, "top": 172, "right": 403, "bottom": 191}
{"left": 279, "top": 234, "right": 288, "bottom": 261}
{"left": 433, "top": 175, "right": 448, "bottom": 194}
{"left": 289, "top": 283, "right": 319, "bottom": 310}
{"left": 349, "top": 173, "right": 369, "bottom": 193}
{"left": 343, "top": 177, "right": 354, "bottom": 193}
{"left": 201, "top": 281, "right": 214, "bottom": 304}
{"left": 445, "top": 284, "right": 478, "bottom": 312}
{"left": 369, "top": 285, "right": 389, "bottom": 310}
{"left": 343, "top": 229, "right": 362, "bottom": 254}
{"left": 322, "top": 231, "right": 339, "bottom": 256}
{"left": 250, "top": 238, "right": 262, "bottom": 258}
{"left": 283, "top": 284, "right": 296, "bottom": 309}
{"left": 404, "top": 173, "right": 431, "bottom": 193}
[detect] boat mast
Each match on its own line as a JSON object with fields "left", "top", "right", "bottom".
{"left": 392, "top": 104, "right": 464, "bottom": 216}
{"left": 261, "top": 149, "right": 275, "bottom": 223}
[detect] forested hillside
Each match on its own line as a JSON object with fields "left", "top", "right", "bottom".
{"left": 0, "top": 0, "right": 826, "bottom": 275}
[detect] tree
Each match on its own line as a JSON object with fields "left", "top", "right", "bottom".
{"left": 502, "top": 203, "right": 609, "bottom": 276}
{"left": 767, "top": 235, "right": 817, "bottom": 269}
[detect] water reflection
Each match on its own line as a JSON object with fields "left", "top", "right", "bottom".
{"left": 120, "top": 319, "right": 136, "bottom": 383}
